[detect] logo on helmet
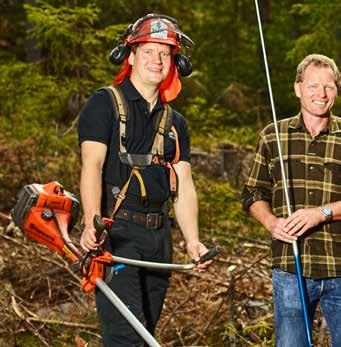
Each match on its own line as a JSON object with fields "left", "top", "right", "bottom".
{"left": 151, "top": 19, "right": 168, "bottom": 39}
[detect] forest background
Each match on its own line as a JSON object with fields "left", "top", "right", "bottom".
{"left": 1, "top": 0, "right": 341, "bottom": 346}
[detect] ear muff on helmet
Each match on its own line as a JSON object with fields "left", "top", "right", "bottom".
{"left": 174, "top": 53, "right": 192, "bottom": 77}
{"left": 109, "top": 44, "right": 131, "bottom": 65}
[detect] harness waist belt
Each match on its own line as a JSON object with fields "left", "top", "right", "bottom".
{"left": 115, "top": 208, "right": 164, "bottom": 230}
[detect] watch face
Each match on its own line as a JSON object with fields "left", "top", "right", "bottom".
{"left": 321, "top": 206, "right": 332, "bottom": 220}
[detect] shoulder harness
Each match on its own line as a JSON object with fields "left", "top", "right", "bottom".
{"left": 100, "top": 85, "right": 180, "bottom": 218}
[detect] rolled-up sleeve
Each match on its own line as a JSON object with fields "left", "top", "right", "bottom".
{"left": 242, "top": 134, "right": 273, "bottom": 213}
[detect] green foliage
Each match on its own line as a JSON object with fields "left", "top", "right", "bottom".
{"left": 184, "top": 97, "right": 236, "bottom": 132}
{"left": 183, "top": 96, "right": 264, "bottom": 148}
{"left": 8, "top": 333, "right": 39, "bottom": 347}
{"left": 0, "top": 61, "right": 64, "bottom": 124}
{"left": 194, "top": 173, "right": 263, "bottom": 248}
{"left": 288, "top": 2, "right": 341, "bottom": 64}
{"left": 0, "top": 1, "right": 125, "bottom": 209}
{"left": 191, "top": 126, "right": 259, "bottom": 151}
{"left": 24, "top": 1, "right": 125, "bottom": 85}
{"left": 0, "top": 56, "right": 82, "bottom": 210}
{"left": 0, "top": 1, "right": 26, "bottom": 60}
{"left": 1, "top": 330, "right": 92, "bottom": 347}
{"left": 221, "top": 318, "right": 274, "bottom": 346}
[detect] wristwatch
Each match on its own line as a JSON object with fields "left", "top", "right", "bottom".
{"left": 320, "top": 206, "right": 333, "bottom": 222}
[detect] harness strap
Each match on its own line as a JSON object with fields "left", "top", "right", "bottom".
{"left": 151, "top": 105, "right": 171, "bottom": 164}
{"left": 170, "top": 125, "right": 180, "bottom": 164}
{"left": 168, "top": 125, "right": 180, "bottom": 199}
{"left": 152, "top": 125, "right": 180, "bottom": 199}
{"left": 111, "top": 167, "right": 147, "bottom": 219}
{"left": 107, "top": 85, "right": 128, "bottom": 154}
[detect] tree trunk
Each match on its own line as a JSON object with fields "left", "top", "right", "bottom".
{"left": 24, "top": 0, "right": 41, "bottom": 62}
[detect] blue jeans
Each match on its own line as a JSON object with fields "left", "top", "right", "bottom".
{"left": 272, "top": 268, "right": 341, "bottom": 347}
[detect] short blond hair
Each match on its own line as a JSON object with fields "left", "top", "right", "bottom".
{"left": 295, "top": 54, "right": 340, "bottom": 90}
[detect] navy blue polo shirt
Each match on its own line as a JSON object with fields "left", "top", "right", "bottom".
{"left": 78, "top": 78, "right": 190, "bottom": 212}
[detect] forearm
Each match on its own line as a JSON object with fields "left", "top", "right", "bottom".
{"left": 80, "top": 164, "right": 103, "bottom": 226}
{"left": 172, "top": 161, "right": 210, "bottom": 268}
{"left": 249, "top": 200, "right": 277, "bottom": 232}
{"left": 174, "top": 180, "right": 199, "bottom": 243}
{"left": 79, "top": 141, "right": 107, "bottom": 227}
{"left": 79, "top": 141, "right": 107, "bottom": 251}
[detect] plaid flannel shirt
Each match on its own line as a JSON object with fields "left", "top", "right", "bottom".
{"left": 242, "top": 113, "right": 341, "bottom": 279}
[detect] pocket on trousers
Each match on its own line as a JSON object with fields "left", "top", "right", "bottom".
{"left": 272, "top": 268, "right": 302, "bottom": 312}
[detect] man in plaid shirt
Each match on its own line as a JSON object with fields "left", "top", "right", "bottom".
{"left": 242, "top": 54, "right": 341, "bottom": 346}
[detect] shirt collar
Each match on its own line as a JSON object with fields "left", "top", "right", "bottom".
{"left": 329, "top": 114, "right": 341, "bottom": 133}
{"left": 120, "top": 78, "right": 164, "bottom": 112}
{"left": 120, "top": 77, "right": 142, "bottom": 101}
{"left": 288, "top": 113, "right": 302, "bottom": 130}
{"left": 288, "top": 112, "right": 341, "bottom": 134}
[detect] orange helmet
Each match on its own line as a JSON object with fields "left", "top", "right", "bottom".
{"left": 125, "top": 14, "right": 194, "bottom": 49}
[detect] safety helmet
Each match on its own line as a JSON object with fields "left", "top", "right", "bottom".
{"left": 125, "top": 14, "right": 194, "bottom": 49}
{"left": 111, "top": 14, "right": 194, "bottom": 102}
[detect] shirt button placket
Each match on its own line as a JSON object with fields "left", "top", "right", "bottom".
{"left": 307, "top": 142, "right": 317, "bottom": 205}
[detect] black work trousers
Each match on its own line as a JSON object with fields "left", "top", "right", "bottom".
{"left": 96, "top": 217, "right": 172, "bottom": 347}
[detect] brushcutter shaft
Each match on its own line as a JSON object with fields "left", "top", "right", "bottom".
{"left": 95, "top": 279, "right": 161, "bottom": 347}
{"left": 111, "top": 246, "right": 221, "bottom": 270}
{"left": 111, "top": 255, "right": 194, "bottom": 270}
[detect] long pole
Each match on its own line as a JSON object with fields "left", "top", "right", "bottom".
{"left": 254, "top": 1, "right": 313, "bottom": 346}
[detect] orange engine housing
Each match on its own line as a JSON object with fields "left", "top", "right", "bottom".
{"left": 11, "top": 182, "right": 116, "bottom": 292}
{"left": 11, "top": 182, "right": 79, "bottom": 259}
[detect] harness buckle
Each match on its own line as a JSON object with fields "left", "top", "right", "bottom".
{"left": 119, "top": 114, "right": 127, "bottom": 122}
{"left": 119, "top": 153, "right": 153, "bottom": 168}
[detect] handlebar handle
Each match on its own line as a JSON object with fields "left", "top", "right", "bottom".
{"left": 193, "top": 245, "right": 221, "bottom": 265}
{"left": 93, "top": 214, "right": 107, "bottom": 242}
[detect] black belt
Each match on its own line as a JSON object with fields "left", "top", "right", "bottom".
{"left": 115, "top": 208, "right": 164, "bottom": 230}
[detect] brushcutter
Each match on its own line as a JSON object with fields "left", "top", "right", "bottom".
{"left": 11, "top": 181, "right": 220, "bottom": 347}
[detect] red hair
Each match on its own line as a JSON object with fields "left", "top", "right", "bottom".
{"left": 113, "top": 57, "right": 131, "bottom": 85}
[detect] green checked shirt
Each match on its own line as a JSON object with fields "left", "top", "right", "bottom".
{"left": 242, "top": 113, "right": 341, "bottom": 279}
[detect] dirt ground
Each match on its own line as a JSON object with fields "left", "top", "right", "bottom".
{"left": 0, "top": 214, "right": 330, "bottom": 347}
